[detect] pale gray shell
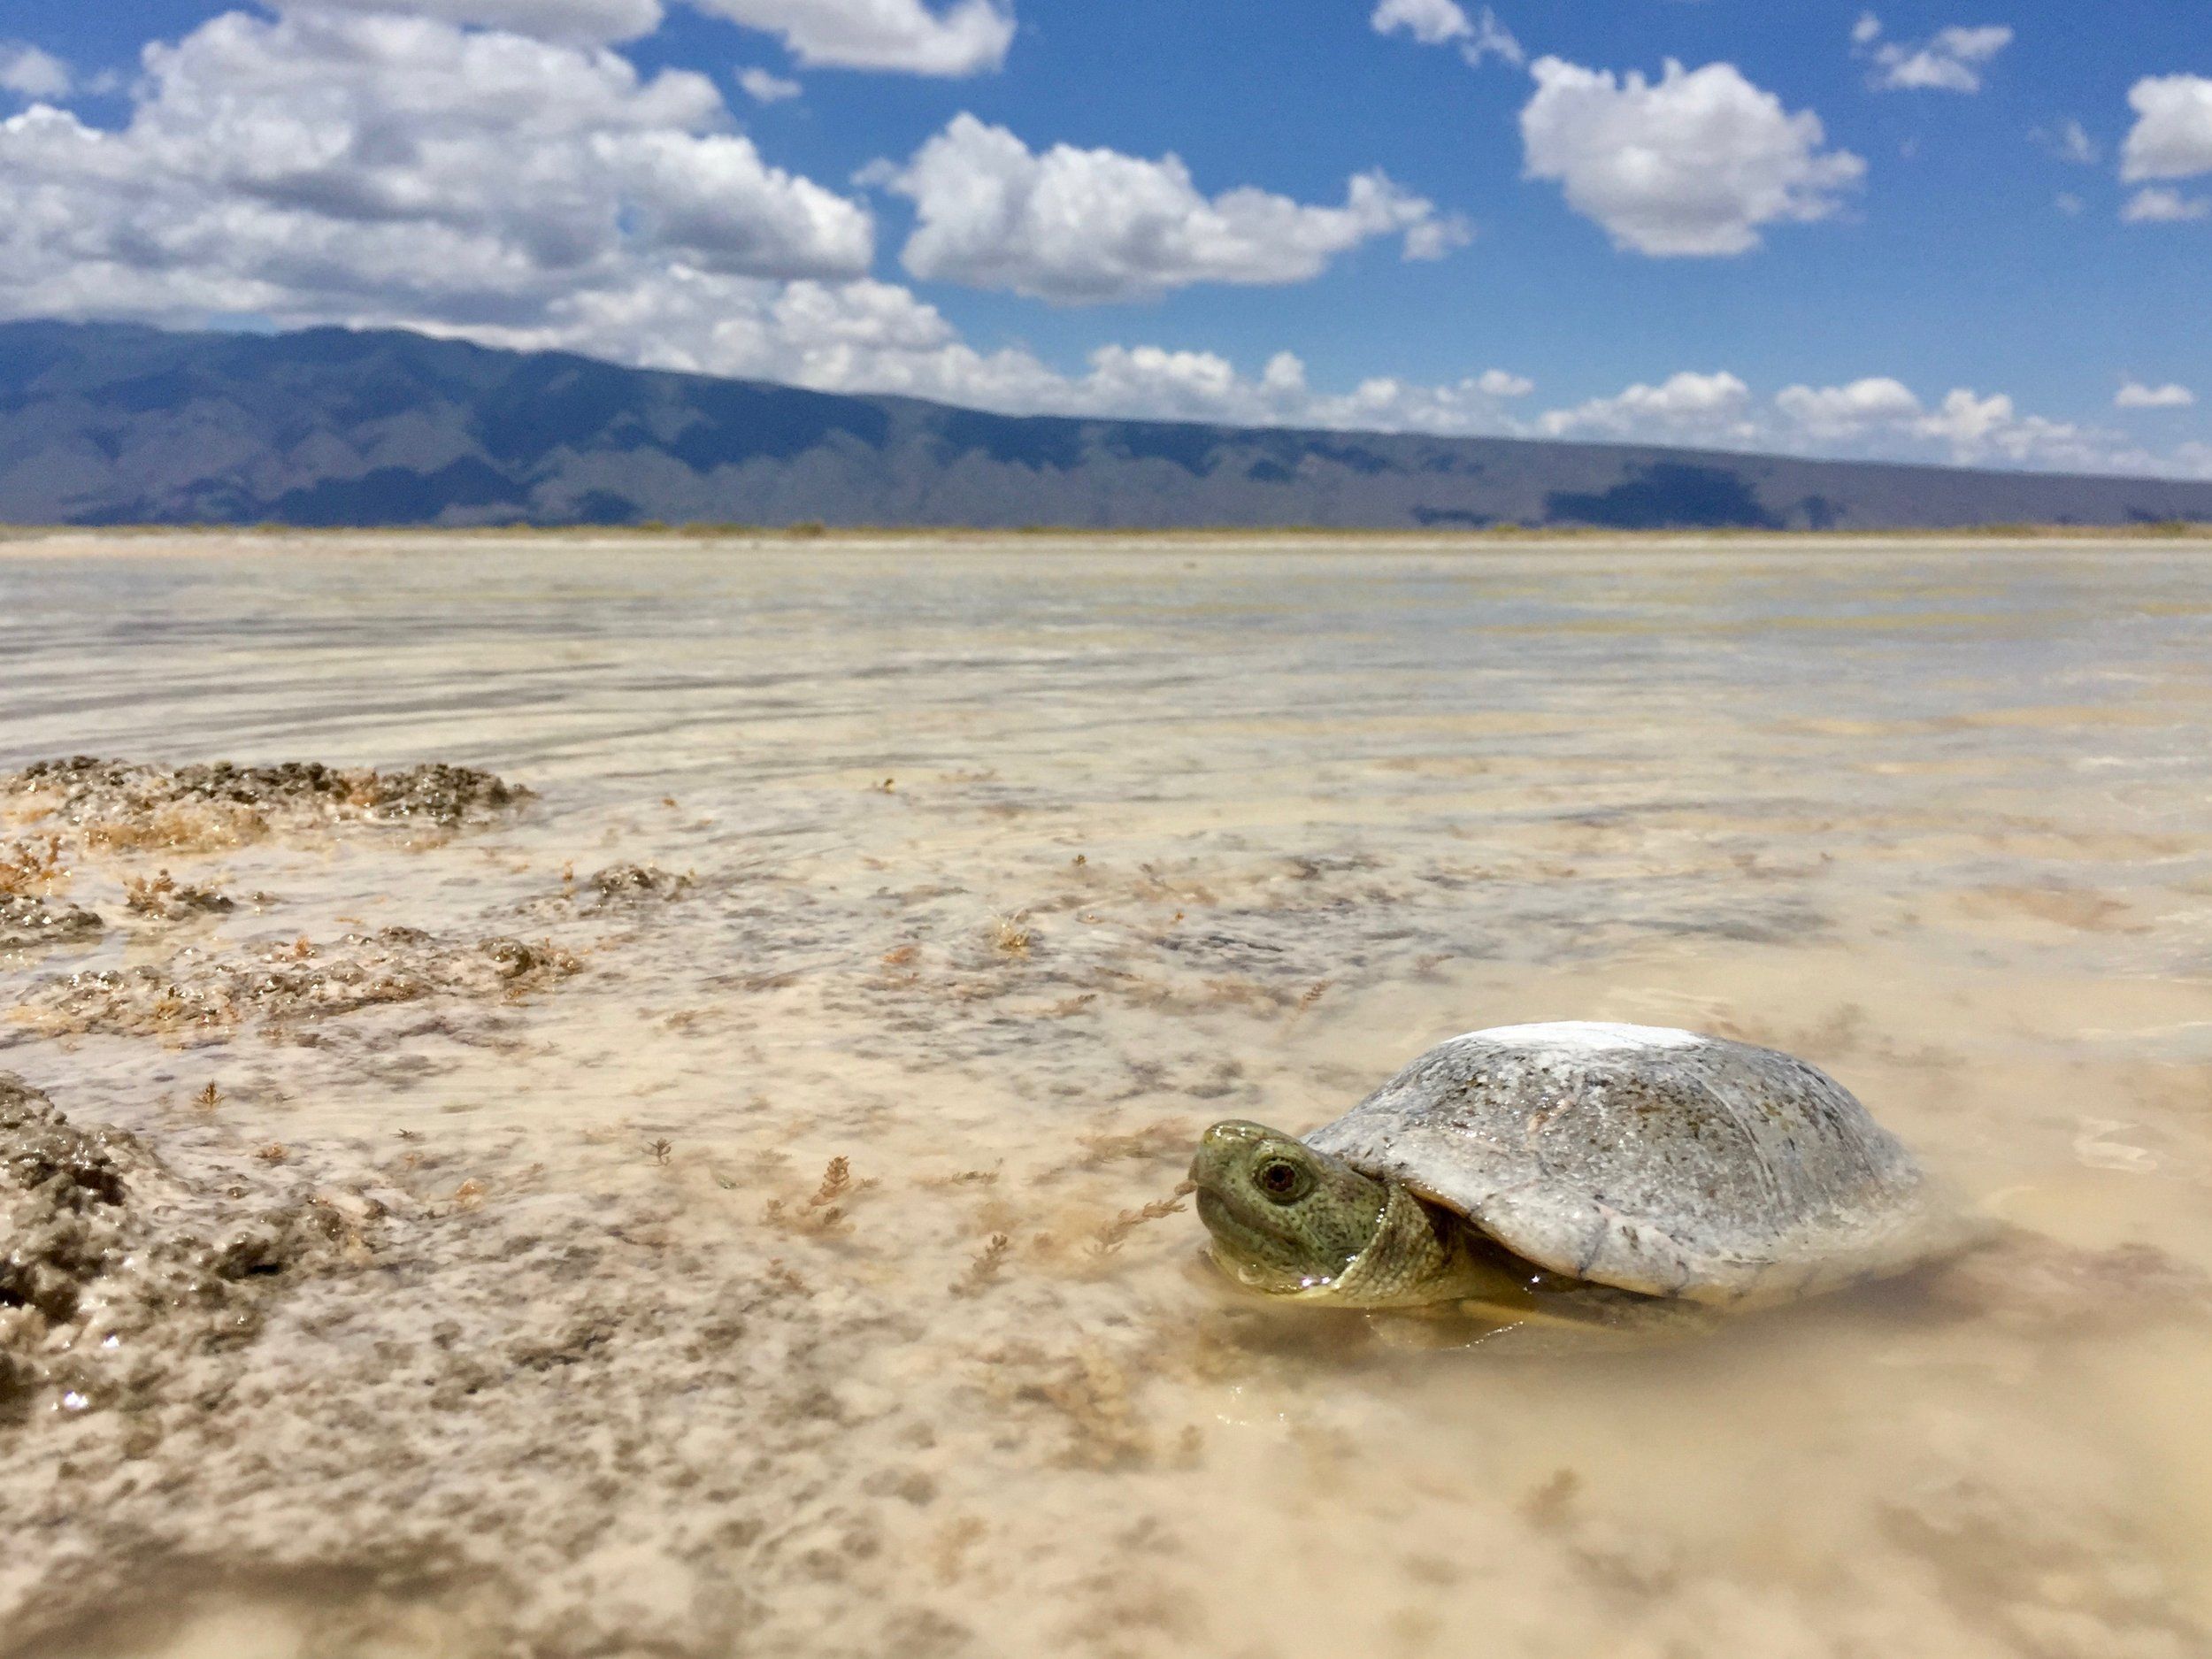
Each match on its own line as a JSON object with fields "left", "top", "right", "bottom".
{"left": 1303, "top": 1022, "right": 1938, "bottom": 1304}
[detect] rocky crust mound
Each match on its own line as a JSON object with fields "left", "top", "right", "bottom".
{"left": 12, "top": 928, "right": 581, "bottom": 1046}
{"left": 1, "top": 1075, "right": 351, "bottom": 1421}
{"left": 0, "top": 895, "right": 104, "bottom": 951}
{"left": 4, "top": 757, "right": 528, "bottom": 849}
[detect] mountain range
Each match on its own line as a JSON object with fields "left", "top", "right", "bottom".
{"left": 1, "top": 319, "right": 2207, "bottom": 531}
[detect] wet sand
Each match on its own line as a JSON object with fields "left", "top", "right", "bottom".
{"left": 3, "top": 534, "right": 2210, "bottom": 1658}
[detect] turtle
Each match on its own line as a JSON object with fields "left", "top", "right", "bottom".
{"left": 1188, "top": 1021, "right": 1955, "bottom": 1324}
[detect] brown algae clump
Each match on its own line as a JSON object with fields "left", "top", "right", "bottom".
{"left": 4, "top": 757, "right": 530, "bottom": 844}
{"left": 989, "top": 911, "right": 1037, "bottom": 956}
{"left": 0, "top": 834, "right": 98, "bottom": 947}
{"left": 123, "top": 871, "right": 235, "bottom": 921}
{"left": 0, "top": 836, "right": 72, "bottom": 895}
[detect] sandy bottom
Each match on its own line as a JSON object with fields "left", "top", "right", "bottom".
{"left": 3, "top": 534, "right": 2210, "bottom": 1659}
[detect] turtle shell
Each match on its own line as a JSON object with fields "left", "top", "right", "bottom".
{"left": 1302, "top": 1022, "right": 1936, "bottom": 1304}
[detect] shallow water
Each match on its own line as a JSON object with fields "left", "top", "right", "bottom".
{"left": 4, "top": 532, "right": 2211, "bottom": 1659}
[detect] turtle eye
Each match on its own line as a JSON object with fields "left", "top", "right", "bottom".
{"left": 1255, "top": 1159, "right": 1307, "bottom": 1202}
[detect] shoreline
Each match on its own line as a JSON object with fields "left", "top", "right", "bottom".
{"left": 3, "top": 524, "right": 2211, "bottom": 559}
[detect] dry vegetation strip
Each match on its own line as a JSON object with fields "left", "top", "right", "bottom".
{"left": 4, "top": 522, "right": 2210, "bottom": 547}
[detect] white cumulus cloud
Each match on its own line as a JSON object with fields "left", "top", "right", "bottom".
{"left": 2116, "top": 381, "right": 2196, "bottom": 409}
{"left": 2032, "top": 118, "right": 2098, "bottom": 165}
{"left": 465, "top": 266, "right": 1538, "bottom": 435}
{"left": 0, "top": 9, "right": 872, "bottom": 330}
{"left": 685, "top": 0, "right": 1013, "bottom": 76}
{"left": 0, "top": 42, "right": 72, "bottom": 100}
{"left": 1520, "top": 58, "right": 1864, "bottom": 257}
{"left": 2122, "top": 187, "right": 2209, "bottom": 223}
{"left": 1525, "top": 370, "right": 2162, "bottom": 476}
{"left": 1063, "top": 346, "right": 1540, "bottom": 432}
{"left": 280, "top": 0, "right": 666, "bottom": 42}
{"left": 1774, "top": 376, "right": 1922, "bottom": 439}
{"left": 1856, "top": 19, "right": 2013, "bottom": 94}
{"left": 1369, "top": 0, "right": 1522, "bottom": 68}
{"left": 1537, "top": 370, "right": 1760, "bottom": 442}
{"left": 1769, "top": 386, "right": 2125, "bottom": 472}
{"left": 2121, "top": 74, "right": 2212, "bottom": 181}
{"left": 463, "top": 268, "right": 1042, "bottom": 406}
{"left": 737, "top": 65, "right": 801, "bottom": 101}
{"left": 1371, "top": 0, "right": 1470, "bottom": 49}
{"left": 873, "top": 113, "right": 1462, "bottom": 303}
{"left": 1816, "top": 381, "right": 2132, "bottom": 473}
{"left": 1902, "top": 387, "right": 2088, "bottom": 465}
{"left": 604, "top": 129, "right": 871, "bottom": 273}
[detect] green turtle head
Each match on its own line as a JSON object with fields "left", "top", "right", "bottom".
{"left": 1187, "top": 1121, "right": 1390, "bottom": 1295}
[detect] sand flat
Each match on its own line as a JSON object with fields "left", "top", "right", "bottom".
{"left": 3, "top": 534, "right": 2210, "bottom": 1658}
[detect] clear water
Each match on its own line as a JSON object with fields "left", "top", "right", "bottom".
{"left": 4, "top": 534, "right": 2210, "bottom": 1659}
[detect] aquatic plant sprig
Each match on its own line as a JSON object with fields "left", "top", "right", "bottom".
{"left": 0, "top": 835, "right": 71, "bottom": 896}
{"left": 1087, "top": 1182, "right": 1197, "bottom": 1258}
{"left": 763, "top": 1156, "right": 878, "bottom": 1235}
{"left": 952, "top": 1233, "right": 1013, "bottom": 1296}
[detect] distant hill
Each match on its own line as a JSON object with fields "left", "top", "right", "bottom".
{"left": 0, "top": 319, "right": 2207, "bottom": 531}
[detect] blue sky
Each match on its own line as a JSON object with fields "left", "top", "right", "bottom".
{"left": 1, "top": 0, "right": 2207, "bottom": 474}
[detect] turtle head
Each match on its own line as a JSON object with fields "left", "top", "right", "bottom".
{"left": 1188, "top": 1121, "right": 1389, "bottom": 1295}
